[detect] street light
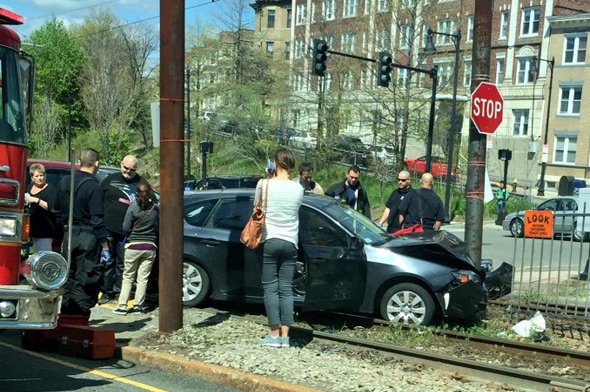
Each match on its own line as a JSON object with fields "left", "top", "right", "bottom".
{"left": 533, "top": 56, "right": 555, "bottom": 196}
{"left": 425, "top": 28, "right": 461, "bottom": 223}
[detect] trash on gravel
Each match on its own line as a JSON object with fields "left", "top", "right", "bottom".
{"left": 511, "top": 311, "right": 546, "bottom": 338}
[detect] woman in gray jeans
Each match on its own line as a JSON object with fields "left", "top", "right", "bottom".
{"left": 258, "top": 148, "right": 303, "bottom": 348}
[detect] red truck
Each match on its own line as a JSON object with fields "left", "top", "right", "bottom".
{"left": 0, "top": 8, "right": 68, "bottom": 329}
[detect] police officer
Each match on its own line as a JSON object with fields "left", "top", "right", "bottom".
{"left": 55, "top": 148, "right": 110, "bottom": 317}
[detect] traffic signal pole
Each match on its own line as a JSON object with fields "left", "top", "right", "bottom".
{"left": 465, "top": 0, "right": 493, "bottom": 268}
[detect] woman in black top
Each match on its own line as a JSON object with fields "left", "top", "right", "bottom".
{"left": 26, "top": 163, "right": 60, "bottom": 252}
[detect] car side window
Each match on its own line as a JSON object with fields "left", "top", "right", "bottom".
{"left": 564, "top": 200, "right": 577, "bottom": 211}
{"left": 209, "top": 199, "right": 251, "bottom": 231}
{"left": 299, "top": 206, "right": 348, "bottom": 247}
{"left": 539, "top": 200, "right": 557, "bottom": 211}
{"left": 185, "top": 200, "right": 217, "bottom": 227}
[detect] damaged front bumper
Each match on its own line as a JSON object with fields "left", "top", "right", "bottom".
{"left": 484, "top": 262, "right": 513, "bottom": 300}
{"left": 0, "top": 285, "right": 61, "bottom": 329}
{"left": 441, "top": 280, "right": 488, "bottom": 321}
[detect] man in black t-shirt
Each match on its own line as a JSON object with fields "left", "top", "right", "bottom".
{"left": 377, "top": 170, "right": 413, "bottom": 233}
{"left": 98, "top": 155, "right": 142, "bottom": 304}
{"left": 399, "top": 173, "right": 444, "bottom": 231}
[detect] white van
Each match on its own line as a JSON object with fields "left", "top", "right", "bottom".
{"left": 573, "top": 188, "right": 590, "bottom": 241}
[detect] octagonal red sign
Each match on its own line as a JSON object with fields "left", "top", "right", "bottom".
{"left": 470, "top": 82, "right": 504, "bottom": 134}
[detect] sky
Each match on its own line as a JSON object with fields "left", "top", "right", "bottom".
{"left": 0, "top": 0, "right": 252, "bottom": 39}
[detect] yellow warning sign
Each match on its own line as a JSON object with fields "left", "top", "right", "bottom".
{"left": 524, "top": 210, "right": 553, "bottom": 239}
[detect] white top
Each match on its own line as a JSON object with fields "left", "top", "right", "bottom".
{"left": 258, "top": 179, "right": 304, "bottom": 247}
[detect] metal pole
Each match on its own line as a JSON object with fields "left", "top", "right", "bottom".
{"left": 443, "top": 31, "right": 461, "bottom": 222}
{"left": 425, "top": 66, "right": 438, "bottom": 173}
{"left": 465, "top": 0, "right": 493, "bottom": 268}
{"left": 186, "top": 69, "right": 191, "bottom": 179}
{"left": 67, "top": 99, "right": 72, "bottom": 162}
{"left": 503, "top": 159, "right": 509, "bottom": 205}
{"left": 159, "top": 0, "right": 184, "bottom": 333}
{"left": 537, "top": 57, "right": 555, "bottom": 196}
{"left": 317, "top": 76, "right": 324, "bottom": 138}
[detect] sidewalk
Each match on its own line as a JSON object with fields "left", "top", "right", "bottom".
{"left": 90, "top": 303, "right": 319, "bottom": 392}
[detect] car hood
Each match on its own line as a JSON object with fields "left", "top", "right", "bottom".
{"left": 372, "top": 230, "right": 478, "bottom": 270}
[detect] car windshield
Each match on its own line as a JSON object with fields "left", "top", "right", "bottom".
{"left": 323, "top": 202, "right": 390, "bottom": 245}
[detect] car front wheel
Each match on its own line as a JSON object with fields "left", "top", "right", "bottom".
{"left": 183, "top": 260, "right": 210, "bottom": 307}
{"left": 510, "top": 219, "right": 524, "bottom": 237}
{"left": 379, "top": 283, "right": 435, "bottom": 326}
{"left": 573, "top": 224, "right": 588, "bottom": 242}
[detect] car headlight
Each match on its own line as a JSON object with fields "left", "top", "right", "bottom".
{"left": 24, "top": 251, "right": 69, "bottom": 291}
{"left": 452, "top": 270, "right": 481, "bottom": 285}
{"left": 0, "top": 216, "right": 18, "bottom": 238}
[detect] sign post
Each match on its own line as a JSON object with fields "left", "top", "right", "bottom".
{"left": 470, "top": 82, "right": 504, "bottom": 135}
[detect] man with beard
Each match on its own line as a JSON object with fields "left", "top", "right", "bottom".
{"left": 325, "top": 165, "right": 371, "bottom": 218}
{"left": 98, "top": 155, "right": 143, "bottom": 304}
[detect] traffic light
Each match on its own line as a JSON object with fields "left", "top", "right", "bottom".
{"left": 312, "top": 39, "right": 329, "bottom": 77}
{"left": 377, "top": 51, "right": 393, "bottom": 87}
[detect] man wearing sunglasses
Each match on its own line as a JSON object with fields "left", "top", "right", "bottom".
{"left": 98, "top": 155, "right": 143, "bottom": 304}
{"left": 377, "top": 170, "right": 413, "bottom": 233}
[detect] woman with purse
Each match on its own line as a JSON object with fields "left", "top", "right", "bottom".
{"left": 112, "top": 180, "right": 159, "bottom": 315}
{"left": 257, "top": 148, "right": 303, "bottom": 348}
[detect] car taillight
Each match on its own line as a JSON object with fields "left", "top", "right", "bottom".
{"left": 22, "top": 214, "right": 30, "bottom": 242}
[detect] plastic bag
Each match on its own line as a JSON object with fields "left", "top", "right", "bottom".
{"left": 511, "top": 311, "right": 546, "bottom": 337}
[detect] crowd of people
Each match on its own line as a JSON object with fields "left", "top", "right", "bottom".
{"left": 26, "top": 145, "right": 450, "bottom": 347}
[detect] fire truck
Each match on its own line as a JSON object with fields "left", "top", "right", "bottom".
{"left": 0, "top": 8, "right": 68, "bottom": 329}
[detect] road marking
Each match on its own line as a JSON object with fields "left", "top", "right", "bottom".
{"left": 0, "top": 340, "right": 166, "bottom": 392}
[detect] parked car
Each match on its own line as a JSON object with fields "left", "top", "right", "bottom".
{"left": 333, "top": 135, "right": 372, "bottom": 168}
{"left": 272, "top": 128, "right": 296, "bottom": 145}
{"left": 404, "top": 155, "right": 457, "bottom": 177}
{"left": 184, "top": 175, "right": 262, "bottom": 191}
{"left": 502, "top": 197, "right": 580, "bottom": 239}
{"left": 290, "top": 131, "right": 318, "bottom": 149}
{"left": 367, "top": 144, "right": 396, "bottom": 166}
{"left": 180, "top": 189, "right": 511, "bottom": 325}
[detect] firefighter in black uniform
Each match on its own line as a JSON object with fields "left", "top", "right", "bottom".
{"left": 55, "top": 148, "right": 110, "bottom": 317}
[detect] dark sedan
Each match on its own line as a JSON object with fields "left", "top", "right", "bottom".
{"left": 182, "top": 189, "right": 501, "bottom": 325}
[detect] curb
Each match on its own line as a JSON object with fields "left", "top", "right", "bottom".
{"left": 116, "top": 345, "right": 321, "bottom": 392}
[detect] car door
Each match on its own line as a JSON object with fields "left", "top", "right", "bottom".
{"left": 560, "top": 198, "right": 577, "bottom": 233}
{"left": 299, "top": 206, "right": 366, "bottom": 311}
{"left": 537, "top": 199, "right": 560, "bottom": 232}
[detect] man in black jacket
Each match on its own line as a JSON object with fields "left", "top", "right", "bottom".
{"left": 55, "top": 148, "right": 110, "bottom": 317}
{"left": 325, "top": 165, "right": 371, "bottom": 218}
{"left": 98, "top": 155, "right": 143, "bottom": 304}
{"left": 377, "top": 170, "right": 413, "bottom": 233}
{"left": 398, "top": 173, "right": 444, "bottom": 231}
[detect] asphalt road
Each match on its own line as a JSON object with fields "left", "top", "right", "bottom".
{"left": 0, "top": 329, "right": 240, "bottom": 392}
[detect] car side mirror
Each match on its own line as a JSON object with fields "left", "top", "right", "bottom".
{"left": 349, "top": 237, "right": 364, "bottom": 250}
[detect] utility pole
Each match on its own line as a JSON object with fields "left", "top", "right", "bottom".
{"left": 159, "top": 0, "right": 184, "bottom": 333}
{"left": 465, "top": 0, "right": 493, "bottom": 268}
{"left": 186, "top": 69, "right": 192, "bottom": 180}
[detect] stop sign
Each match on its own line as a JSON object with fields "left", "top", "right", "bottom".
{"left": 470, "top": 82, "right": 504, "bottom": 134}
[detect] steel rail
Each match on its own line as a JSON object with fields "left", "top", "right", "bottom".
{"left": 290, "top": 324, "right": 590, "bottom": 391}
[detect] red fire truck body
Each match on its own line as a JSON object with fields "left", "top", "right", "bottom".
{"left": 0, "top": 8, "right": 68, "bottom": 329}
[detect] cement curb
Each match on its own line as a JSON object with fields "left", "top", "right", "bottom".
{"left": 116, "top": 345, "right": 321, "bottom": 392}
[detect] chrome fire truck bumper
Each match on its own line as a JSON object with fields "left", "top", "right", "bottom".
{"left": 0, "top": 285, "right": 61, "bottom": 329}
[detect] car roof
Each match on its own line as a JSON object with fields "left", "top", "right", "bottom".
{"left": 28, "top": 158, "right": 119, "bottom": 173}
{"left": 184, "top": 188, "right": 335, "bottom": 207}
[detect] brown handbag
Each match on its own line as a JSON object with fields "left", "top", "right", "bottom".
{"left": 240, "top": 180, "right": 269, "bottom": 249}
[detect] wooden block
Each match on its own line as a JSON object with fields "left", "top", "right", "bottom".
{"left": 57, "top": 325, "right": 115, "bottom": 359}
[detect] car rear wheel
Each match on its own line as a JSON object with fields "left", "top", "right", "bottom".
{"left": 510, "top": 219, "right": 524, "bottom": 237}
{"left": 183, "top": 260, "right": 210, "bottom": 307}
{"left": 379, "top": 283, "right": 435, "bottom": 326}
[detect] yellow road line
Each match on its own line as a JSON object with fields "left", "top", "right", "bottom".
{"left": 0, "top": 340, "right": 166, "bottom": 392}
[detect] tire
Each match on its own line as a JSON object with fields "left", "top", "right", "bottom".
{"left": 510, "top": 219, "right": 524, "bottom": 238}
{"left": 573, "top": 224, "right": 588, "bottom": 242}
{"left": 183, "top": 260, "right": 210, "bottom": 307}
{"left": 379, "top": 283, "right": 435, "bottom": 326}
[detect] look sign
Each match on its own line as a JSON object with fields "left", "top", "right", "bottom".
{"left": 524, "top": 210, "right": 554, "bottom": 239}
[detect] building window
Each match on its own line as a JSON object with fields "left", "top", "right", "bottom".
{"left": 376, "top": 29, "right": 390, "bottom": 51}
{"left": 554, "top": 135, "right": 577, "bottom": 164}
{"left": 285, "top": 41, "right": 291, "bottom": 60}
{"left": 516, "top": 57, "right": 535, "bottom": 84}
{"left": 495, "top": 57, "right": 505, "bottom": 85}
{"left": 362, "top": 31, "right": 368, "bottom": 52}
{"left": 292, "top": 109, "right": 301, "bottom": 128}
{"left": 467, "top": 16, "right": 474, "bottom": 42}
{"left": 310, "top": 3, "right": 316, "bottom": 23}
{"left": 436, "top": 19, "right": 457, "bottom": 45}
{"left": 435, "top": 62, "right": 453, "bottom": 88}
{"left": 520, "top": 7, "right": 540, "bottom": 36}
{"left": 399, "top": 24, "right": 411, "bottom": 50}
{"left": 341, "top": 32, "right": 356, "bottom": 53}
{"left": 513, "top": 109, "right": 529, "bottom": 136}
{"left": 397, "top": 68, "right": 408, "bottom": 88}
{"left": 499, "top": 10, "right": 508, "bottom": 39}
{"left": 360, "top": 67, "right": 372, "bottom": 89}
{"left": 463, "top": 60, "right": 472, "bottom": 86}
{"left": 295, "top": 38, "right": 305, "bottom": 58}
{"left": 563, "top": 34, "right": 587, "bottom": 65}
{"left": 325, "top": 72, "right": 332, "bottom": 91}
{"left": 558, "top": 86, "right": 582, "bottom": 115}
{"left": 322, "top": 34, "right": 334, "bottom": 48}
{"left": 364, "top": 0, "right": 371, "bottom": 14}
{"left": 322, "top": 0, "right": 336, "bottom": 20}
{"left": 293, "top": 74, "right": 305, "bottom": 92}
{"left": 341, "top": 72, "right": 353, "bottom": 90}
{"left": 267, "top": 10, "right": 275, "bottom": 28}
{"left": 296, "top": 4, "right": 306, "bottom": 25}
{"left": 378, "top": 0, "right": 387, "bottom": 13}
{"left": 343, "top": 0, "right": 358, "bottom": 18}
{"left": 287, "top": 9, "right": 292, "bottom": 28}
{"left": 266, "top": 41, "right": 274, "bottom": 54}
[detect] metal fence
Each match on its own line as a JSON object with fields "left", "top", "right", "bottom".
{"left": 503, "top": 207, "right": 590, "bottom": 331}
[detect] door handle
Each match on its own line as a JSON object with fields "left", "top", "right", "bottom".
{"left": 202, "top": 239, "right": 221, "bottom": 246}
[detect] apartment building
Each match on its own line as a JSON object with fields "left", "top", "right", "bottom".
{"left": 252, "top": 0, "right": 293, "bottom": 60}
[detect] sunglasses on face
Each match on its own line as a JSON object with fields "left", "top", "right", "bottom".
{"left": 123, "top": 165, "right": 137, "bottom": 172}
{"left": 397, "top": 178, "right": 409, "bottom": 182}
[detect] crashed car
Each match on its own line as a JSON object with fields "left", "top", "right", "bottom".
{"left": 182, "top": 189, "right": 512, "bottom": 325}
